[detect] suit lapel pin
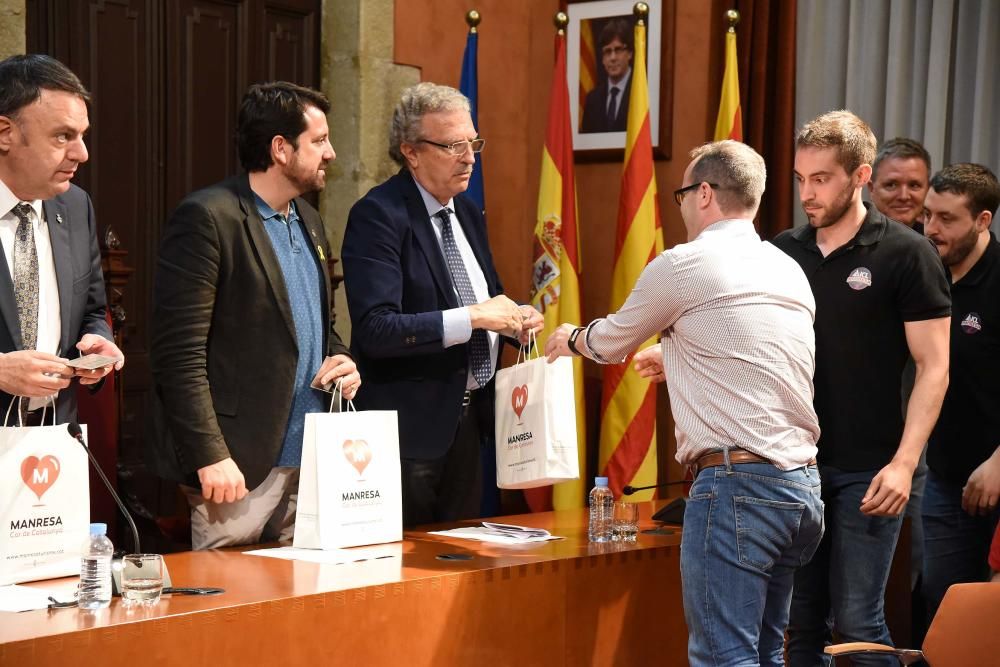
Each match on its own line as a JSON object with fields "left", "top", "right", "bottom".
{"left": 55, "top": 214, "right": 63, "bottom": 224}
{"left": 317, "top": 245, "right": 326, "bottom": 261}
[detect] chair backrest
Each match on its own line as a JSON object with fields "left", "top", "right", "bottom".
{"left": 922, "top": 582, "right": 1000, "bottom": 667}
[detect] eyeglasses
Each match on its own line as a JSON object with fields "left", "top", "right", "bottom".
{"left": 602, "top": 45, "right": 630, "bottom": 57}
{"left": 673, "top": 182, "right": 719, "bottom": 206}
{"left": 420, "top": 138, "right": 486, "bottom": 156}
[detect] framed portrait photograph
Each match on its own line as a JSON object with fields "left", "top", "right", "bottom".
{"left": 567, "top": 0, "right": 674, "bottom": 159}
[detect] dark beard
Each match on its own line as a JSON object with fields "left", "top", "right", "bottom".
{"left": 942, "top": 226, "right": 980, "bottom": 267}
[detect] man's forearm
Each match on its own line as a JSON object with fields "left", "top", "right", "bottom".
{"left": 895, "top": 362, "right": 948, "bottom": 470}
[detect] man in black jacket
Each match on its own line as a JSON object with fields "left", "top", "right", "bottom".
{"left": 148, "top": 83, "right": 359, "bottom": 549}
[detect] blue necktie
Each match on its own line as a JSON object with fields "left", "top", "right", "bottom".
{"left": 436, "top": 208, "right": 492, "bottom": 388}
{"left": 607, "top": 87, "right": 620, "bottom": 124}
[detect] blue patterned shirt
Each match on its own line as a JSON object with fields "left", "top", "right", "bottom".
{"left": 254, "top": 194, "right": 325, "bottom": 466}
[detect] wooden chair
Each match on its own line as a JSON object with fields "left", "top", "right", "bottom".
{"left": 825, "top": 582, "right": 1000, "bottom": 666}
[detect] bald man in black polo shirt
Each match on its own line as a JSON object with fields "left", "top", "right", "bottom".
{"left": 773, "top": 111, "right": 951, "bottom": 665}
{"left": 920, "top": 163, "right": 1000, "bottom": 624}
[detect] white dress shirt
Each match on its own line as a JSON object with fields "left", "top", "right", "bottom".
{"left": 0, "top": 178, "right": 64, "bottom": 411}
{"left": 0, "top": 179, "right": 62, "bottom": 357}
{"left": 582, "top": 219, "right": 820, "bottom": 469}
{"left": 413, "top": 180, "right": 499, "bottom": 390}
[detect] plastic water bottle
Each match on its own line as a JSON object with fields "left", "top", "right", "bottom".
{"left": 79, "top": 522, "right": 114, "bottom": 609}
{"left": 588, "top": 477, "right": 614, "bottom": 542}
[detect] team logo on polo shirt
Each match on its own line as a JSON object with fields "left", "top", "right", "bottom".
{"left": 846, "top": 267, "right": 872, "bottom": 290}
{"left": 961, "top": 312, "right": 982, "bottom": 334}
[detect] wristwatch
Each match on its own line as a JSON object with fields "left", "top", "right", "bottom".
{"left": 566, "top": 326, "right": 586, "bottom": 355}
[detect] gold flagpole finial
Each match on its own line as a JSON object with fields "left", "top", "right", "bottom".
{"left": 633, "top": 2, "right": 650, "bottom": 25}
{"left": 554, "top": 11, "right": 569, "bottom": 34}
{"left": 466, "top": 10, "right": 481, "bottom": 33}
{"left": 725, "top": 9, "right": 740, "bottom": 33}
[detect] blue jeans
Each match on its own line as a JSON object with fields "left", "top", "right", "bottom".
{"left": 787, "top": 466, "right": 903, "bottom": 667}
{"left": 904, "top": 451, "right": 927, "bottom": 590}
{"left": 922, "top": 469, "right": 1000, "bottom": 622}
{"left": 682, "top": 459, "right": 824, "bottom": 667}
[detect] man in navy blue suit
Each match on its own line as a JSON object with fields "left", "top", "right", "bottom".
{"left": 342, "top": 83, "right": 543, "bottom": 527}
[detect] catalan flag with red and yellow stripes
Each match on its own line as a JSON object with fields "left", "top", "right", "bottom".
{"left": 527, "top": 25, "right": 587, "bottom": 511}
{"left": 598, "top": 15, "right": 663, "bottom": 500}
{"left": 578, "top": 19, "right": 597, "bottom": 133}
{"left": 714, "top": 27, "right": 742, "bottom": 141}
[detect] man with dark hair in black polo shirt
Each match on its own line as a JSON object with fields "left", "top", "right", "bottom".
{"left": 773, "top": 110, "right": 951, "bottom": 666}
{"left": 921, "top": 163, "right": 1000, "bottom": 624}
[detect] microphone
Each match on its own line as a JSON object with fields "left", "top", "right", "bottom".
{"left": 68, "top": 422, "right": 140, "bottom": 554}
{"left": 68, "top": 423, "right": 171, "bottom": 593}
{"left": 622, "top": 480, "right": 688, "bottom": 496}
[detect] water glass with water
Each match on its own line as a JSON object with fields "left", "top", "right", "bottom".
{"left": 122, "top": 553, "right": 164, "bottom": 605}
{"left": 612, "top": 500, "right": 639, "bottom": 542}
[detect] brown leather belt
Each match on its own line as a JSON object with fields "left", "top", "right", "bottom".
{"left": 690, "top": 448, "right": 817, "bottom": 477}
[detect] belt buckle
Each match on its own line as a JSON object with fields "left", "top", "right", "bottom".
{"left": 462, "top": 391, "right": 472, "bottom": 407}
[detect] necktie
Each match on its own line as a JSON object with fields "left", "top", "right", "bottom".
{"left": 11, "top": 203, "right": 38, "bottom": 350}
{"left": 435, "top": 208, "right": 492, "bottom": 388}
{"left": 607, "top": 87, "right": 620, "bottom": 124}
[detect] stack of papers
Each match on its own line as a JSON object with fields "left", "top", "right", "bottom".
{"left": 429, "top": 522, "right": 562, "bottom": 544}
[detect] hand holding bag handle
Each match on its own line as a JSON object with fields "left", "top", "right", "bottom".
{"left": 329, "top": 378, "right": 357, "bottom": 414}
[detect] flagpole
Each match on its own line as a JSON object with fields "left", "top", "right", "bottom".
{"left": 714, "top": 9, "right": 743, "bottom": 142}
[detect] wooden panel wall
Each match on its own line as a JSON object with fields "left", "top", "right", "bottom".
{"left": 27, "top": 0, "right": 321, "bottom": 549}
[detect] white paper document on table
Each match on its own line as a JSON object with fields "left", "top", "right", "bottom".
{"left": 0, "top": 581, "right": 78, "bottom": 613}
{"left": 243, "top": 543, "right": 401, "bottom": 564}
{"left": 428, "top": 522, "right": 563, "bottom": 544}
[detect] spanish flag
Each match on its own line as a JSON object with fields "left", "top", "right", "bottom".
{"left": 598, "top": 15, "right": 663, "bottom": 500}
{"left": 527, "top": 24, "right": 587, "bottom": 511}
{"left": 713, "top": 27, "right": 742, "bottom": 141}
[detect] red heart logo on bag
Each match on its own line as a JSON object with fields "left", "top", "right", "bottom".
{"left": 511, "top": 385, "right": 528, "bottom": 420}
{"left": 21, "top": 455, "right": 60, "bottom": 500}
{"left": 342, "top": 439, "right": 372, "bottom": 476}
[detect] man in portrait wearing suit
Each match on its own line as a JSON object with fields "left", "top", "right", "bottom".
{"left": 148, "top": 82, "right": 360, "bottom": 549}
{"left": 580, "top": 18, "right": 634, "bottom": 134}
{"left": 342, "top": 82, "right": 543, "bottom": 527}
{"left": 0, "top": 54, "right": 122, "bottom": 426}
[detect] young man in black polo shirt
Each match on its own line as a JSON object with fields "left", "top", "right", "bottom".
{"left": 921, "top": 163, "right": 1000, "bottom": 623}
{"left": 772, "top": 110, "right": 951, "bottom": 666}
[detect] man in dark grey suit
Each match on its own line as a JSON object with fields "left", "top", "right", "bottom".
{"left": 149, "top": 82, "right": 359, "bottom": 549}
{"left": 0, "top": 55, "right": 121, "bottom": 425}
{"left": 580, "top": 18, "right": 634, "bottom": 134}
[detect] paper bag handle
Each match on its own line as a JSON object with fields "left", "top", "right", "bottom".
{"left": 3, "top": 394, "right": 57, "bottom": 427}
{"left": 328, "top": 378, "right": 357, "bottom": 414}
{"left": 514, "top": 328, "right": 541, "bottom": 368}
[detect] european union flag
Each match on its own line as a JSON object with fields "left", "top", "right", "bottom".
{"left": 459, "top": 29, "right": 485, "bottom": 214}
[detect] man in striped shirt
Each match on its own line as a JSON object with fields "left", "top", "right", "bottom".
{"left": 546, "top": 140, "right": 824, "bottom": 667}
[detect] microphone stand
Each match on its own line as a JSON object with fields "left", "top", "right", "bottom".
{"left": 620, "top": 480, "right": 688, "bottom": 528}
{"left": 67, "top": 423, "right": 172, "bottom": 594}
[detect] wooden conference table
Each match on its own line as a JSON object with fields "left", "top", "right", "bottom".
{"left": 0, "top": 504, "right": 688, "bottom": 666}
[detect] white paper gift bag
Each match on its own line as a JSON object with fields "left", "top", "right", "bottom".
{"left": 494, "top": 342, "right": 580, "bottom": 489}
{"left": 294, "top": 394, "right": 402, "bottom": 550}
{"left": 0, "top": 399, "right": 90, "bottom": 585}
